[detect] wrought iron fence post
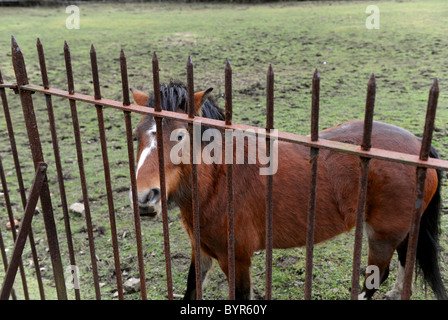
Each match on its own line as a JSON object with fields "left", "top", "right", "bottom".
{"left": 11, "top": 36, "right": 67, "bottom": 300}
{"left": 37, "top": 38, "right": 79, "bottom": 300}
{"left": 153, "top": 52, "right": 174, "bottom": 300}
{"left": 304, "top": 69, "right": 320, "bottom": 300}
{"left": 265, "top": 64, "right": 274, "bottom": 300}
{"left": 350, "top": 74, "right": 376, "bottom": 300}
{"left": 0, "top": 162, "right": 48, "bottom": 300}
{"left": 225, "top": 58, "right": 236, "bottom": 300}
{"left": 187, "top": 56, "right": 203, "bottom": 300}
{"left": 401, "top": 79, "right": 439, "bottom": 300}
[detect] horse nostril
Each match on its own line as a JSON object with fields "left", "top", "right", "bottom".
{"left": 147, "top": 187, "right": 161, "bottom": 204}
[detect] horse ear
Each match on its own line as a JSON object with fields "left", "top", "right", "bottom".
{"left": 130, "top": 88, "right": 149, "bottom": 106}
{"left": 194, "top": 88, "right": 213, "bottom": 116}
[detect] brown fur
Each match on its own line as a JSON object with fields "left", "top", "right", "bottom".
{"left": 132, "top": 89, "right": 439, "bottom": 300}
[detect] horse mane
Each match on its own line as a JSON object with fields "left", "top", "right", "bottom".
{"left": 146, "top": 79, "right": 224, "bottom": 121}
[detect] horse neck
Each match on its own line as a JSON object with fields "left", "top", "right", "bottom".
{"left": 175, "top": 161, "right": 226, "bottom": 216}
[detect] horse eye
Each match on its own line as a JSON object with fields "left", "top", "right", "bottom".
{"left": 177, "top": 133, "right": 183, "bottom": 141}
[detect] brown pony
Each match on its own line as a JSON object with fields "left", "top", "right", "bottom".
{"left": 130, "top": 80, "right": 446, "bottom": 300}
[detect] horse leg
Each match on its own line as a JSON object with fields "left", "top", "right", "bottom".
{"left": 385, "top": 237, "right": 409, "bottom": 300}
{"left": 217, "top": 256, "right": 253, "bottom": 300}
{"left": 358, "top": 226, "right": 400, "bottom": 300}
{"left": 235, "top": 258, "right": 253, "bottom": 300}
{"left": 183, "top": 251, "right": 213, "bottom": 300}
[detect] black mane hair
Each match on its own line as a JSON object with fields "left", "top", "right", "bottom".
{"left": 146, "top": 80, "right": 224, "bottom": 122}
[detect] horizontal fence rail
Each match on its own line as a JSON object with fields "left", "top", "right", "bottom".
{"left": 0, "top": 36, "right": 447, "bottom": 300}
{"left": 2, "top": 82, "right": 448, "bottom": 172}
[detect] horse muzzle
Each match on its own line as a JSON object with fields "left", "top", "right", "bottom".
{"left": 138, "top": 204, "right": 160, "bottom": 219}
{"left": 134, "top": 187, "right": 162, "bottom": 219}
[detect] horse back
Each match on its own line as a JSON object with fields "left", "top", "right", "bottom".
{"left": 318, "top": 120, "right": 438, "bottom": 240}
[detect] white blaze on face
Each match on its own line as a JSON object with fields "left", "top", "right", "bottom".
{"left": 130, "top": 123, "right": 157, "bottom": 205}
{"left": 136, "top": 123, "right": 157, "bottom": 180}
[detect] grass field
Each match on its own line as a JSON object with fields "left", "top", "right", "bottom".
{"left": 0, "top": 0, "right": 448, "bottom": 300}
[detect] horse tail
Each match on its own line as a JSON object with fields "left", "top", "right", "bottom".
{"left": 415, "top": 145, "right": 447, "bottom": 300}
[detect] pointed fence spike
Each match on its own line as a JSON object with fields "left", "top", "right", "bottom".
{"left": 419, "top": 78, "right": 439, "bottom": 161}
{"left": 187, "top": 56, "right": 194, "bottom": 118}
{"left": 152, "top": 52, "right": 161, "bottom": 112}
{"left": 266, "top": 64, "right": 274, "bottom": 131}
{"left": 11, "top": 36, "right": 28, "bottom": 86}
{"left": 90, "top": 44, "right": 101, "bottom": 100}
{"left": 311, "top": 69, "right": 320, "bottom": 141}
{"left": 225, "top": 58, "right": 232, "bottom": 125}
{"left": 11, "top": 35, "right": 18, "bottom": 51}
{"left": 36, "top": 37, "right": 50, "bottom": 89}
{"left": 225, "top": 58, "right": 231, "bottom": 69}
{"left": 120, "top": 49, "right": 130, "bottom": 107}
{"left": 63, "top": 41, "right": 75, "bottom": 95}
{"left": 361, "top": 73, "right": 376, "bottom": 151}
{"left": 431, "top": 77, "right": 439, "bottom": 93}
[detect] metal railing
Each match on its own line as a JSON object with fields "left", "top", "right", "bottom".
{"left": 0, "top": 36, "right": 447, "bottom": 300}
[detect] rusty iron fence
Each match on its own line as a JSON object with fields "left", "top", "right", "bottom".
{"left": 0, "top": 36, "right": 447, "bottom": 300}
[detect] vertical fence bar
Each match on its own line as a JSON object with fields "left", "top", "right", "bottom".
{"left": 0, "top": 70, "right": 28, "bottom": 215}
{"left": 37, "top": 38, "right": 79, "bottom": 300}
{"left": 90, "top": 44, "right": 124, "bottom": 300}
{"left": 0, "top": 156, "right": 27, "bottom": 300}
{"left": 11, "top": 36, "right": 67, "bottom": 300}
{"left": 187, "top": 56, "right": 202, "bottom": 300}
{"left": 64, "top": 41, "right": 101, "bottom": 300}
{"left": 401, "top": 79, "right": 439, "bottom": 300}
{"left": 120, "top": 50, "right": 148, "bottom": 300}
{"left": 152, "top": 53, "right": 161, "bottom": 111}
{"left": 152, "top": 52, "right": 174, "bottom": 300}
{"left": 120, "top": 50, "right": 131, "bottom": 108}
{"left": 361, "top": 76, "right": 376, "bottom": 152}
{"left": 1, "top": 84, "right": 44, "bottom": 300}
{"left": 265, "top": 64, "right": 274, "bottom": 300}
{"left": 304, "top": 69, "right": 320, "bottom": 300}
{"left": 0, "top": 69, "right": 30, "bottom": 300}
{"left": 0, "top": 70, "right": 29, "bottom": 216}
{"left": 419, "top": 80, "right": 439, "bottom": 162}
{"left": 0, "top": 162, "right": 47, "bottom": 300}
{"left": 0, "top": 225, "right": 17, "bottom": 300}
{"left": 225, "top": 58, "right": 235, "bottom": 300}
{"left": 350, "top": 74, "right": 376, "bottom": 300}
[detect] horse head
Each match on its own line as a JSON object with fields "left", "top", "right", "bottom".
{"left": 130, "top": 81, "right": 218, "bottom": 219}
